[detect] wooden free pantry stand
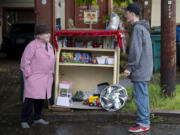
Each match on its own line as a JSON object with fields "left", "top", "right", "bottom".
{"left": 51, "top": 30, "right": 122, "bottom": 110}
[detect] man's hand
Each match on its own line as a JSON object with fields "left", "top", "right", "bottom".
{"left": 124, "top": 69, "right": 131, "bottom": 77}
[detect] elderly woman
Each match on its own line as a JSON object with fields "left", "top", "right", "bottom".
{"left": 20, "top": 24, "right": 55, "bottom": 128}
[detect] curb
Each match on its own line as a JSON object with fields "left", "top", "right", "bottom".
{"left": 43, "top": 111, "right": 137, "bottom": 122}
{"left": 151, "top": 110, "right": 180, "bottom": 118}
{"left": 1, "top": 110, "right": 180, "bottom": 123}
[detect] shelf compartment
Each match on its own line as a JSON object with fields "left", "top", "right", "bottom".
{"left": 61, "top": 47, "right": 115, "bottom": 52}
{"left": 52, "top": 102, "right": 102, "bottom": 110}
{"left": 59, "top": 62, "right": 114, "bottom": 68}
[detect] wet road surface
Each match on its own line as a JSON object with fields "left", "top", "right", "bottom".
{"left": 1, "top": 121, "right": 180, "bottom": 135}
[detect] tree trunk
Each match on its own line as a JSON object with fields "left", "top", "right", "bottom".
{"left": 161, "top": 0, "right": 176, "bottom": 97}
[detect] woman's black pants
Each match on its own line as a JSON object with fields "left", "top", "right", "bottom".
{"left": 21, "top": 98, "right": 44, "bottom": 122}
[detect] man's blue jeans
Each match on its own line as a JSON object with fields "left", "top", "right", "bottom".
{"left": 133, "top": 82, "right": 150, "bottom": 127}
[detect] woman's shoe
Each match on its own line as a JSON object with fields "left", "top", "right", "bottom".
{"left": 21, "top": 122, "right": 30, "bottom": 128}
{"left": 34, "top": 119, "right": 49, "bottom": 125}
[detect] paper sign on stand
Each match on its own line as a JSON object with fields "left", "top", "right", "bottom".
{"left": 56, "top": 80, "right": 73, "bottom": 107}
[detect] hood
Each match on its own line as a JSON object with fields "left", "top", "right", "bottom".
{"left": 133, "top": 20, "right": 150, "bottom": 31}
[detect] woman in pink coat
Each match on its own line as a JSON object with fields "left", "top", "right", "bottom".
{"left": 20, "top": 24, "right": 55, "bottom": 128}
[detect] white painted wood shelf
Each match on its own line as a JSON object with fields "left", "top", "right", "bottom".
{"left": 53, "top": 35, "right": 120, "bottom": 110}
{"left": 61, "top": 47, "right": 115, "bottom": 52}
{"left": 59, "top": 63, "right": 114, "bottom": 68}
{"left": 53, "top": 102, "right": 102, "bottom": 110}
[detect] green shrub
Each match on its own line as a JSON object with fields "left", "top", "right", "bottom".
{"left": 122, "top": 81, "right": 180, "bottom": 111}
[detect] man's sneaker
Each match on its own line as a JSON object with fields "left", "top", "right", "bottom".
{"left": 34, "top": 119, "right": 49, "bottom": 125}
{"left": 21, "top": 122, "right": 30, "bottom": 128}
{"left": 128, "top": 124, "right": 150, "bottom": 133}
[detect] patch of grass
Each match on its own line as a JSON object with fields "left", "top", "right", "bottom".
{"left": 122, "top": 76, "right": 180, "bottom": 111}
{"left": 122, "top": 86, "right": 137, "bottom": 111}
{"left": 0, "top": 119, "right": 8, "bottom": 124}
{"left": 149, "top": 84, "right": 180, "bottom": 110}
{"left": 150, "top": 114, "right": 164, "bottom": 123}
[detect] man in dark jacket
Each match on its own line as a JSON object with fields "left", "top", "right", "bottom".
{"left": 124, "top": 3, "right": 153, "bottom": 133}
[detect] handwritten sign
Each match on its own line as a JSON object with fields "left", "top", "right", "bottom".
{"left": 168, "top": 0, "right": 172, "bottom": 19}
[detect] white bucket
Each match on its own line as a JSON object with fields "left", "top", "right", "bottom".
{"left": 107, "top": 58, "right": 114, "bottom": 65}
{"left": 96, "top": 57, "right": 106, "bottom": 64}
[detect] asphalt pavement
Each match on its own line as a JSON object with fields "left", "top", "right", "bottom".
{"left": 1, "top": 121, "right": 180, "bottom": 135}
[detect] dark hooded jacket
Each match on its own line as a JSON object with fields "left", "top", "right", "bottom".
{"left": 127, "top": 20, "right": 153, "bottom": 82}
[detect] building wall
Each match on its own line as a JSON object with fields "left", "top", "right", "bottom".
{"left": 0, "top": 0, "right": 34, "bottom": 50}
{"left": 0, "top": 0, "right": 34, "bottom": 8}
{"left": 18, "top": 10, "right": 35, "bottom": 22}
{"left": 151, "top": 0, "right": 180, "bottom": 27}
{"left": 35, "top": 0, "right": 55, "bottom": 43}
{"left": 177, "top": 1, "right": 180, "bottom": 24}
{"left": 1, "top": 0, "right": 179, "bottom": 48}
{"left": 65, "top": 0, "right": 108, "bottom": 29}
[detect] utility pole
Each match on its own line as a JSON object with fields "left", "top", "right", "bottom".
{"left": 161, "top": 0, "right": 176, "bottom": 97}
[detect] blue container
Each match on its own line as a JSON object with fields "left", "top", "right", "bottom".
{"left": 177, "top": 27, "right": 180, "bottom": 42}
{"left": 177, "top": 43, "right": 180, "bottom": 66}
{"left": 151, "top": 34, "right": 161, "bottom": 73}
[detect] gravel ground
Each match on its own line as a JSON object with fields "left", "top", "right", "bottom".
{"left": 0, "top": 53, "right": 22, "bottom": 114}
